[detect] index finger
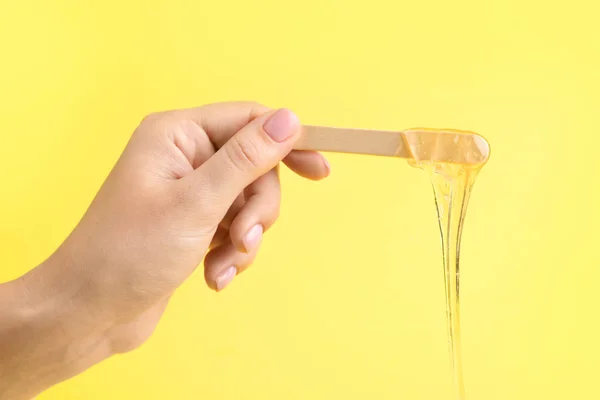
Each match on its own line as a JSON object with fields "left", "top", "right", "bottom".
{"left": 181, "top": 101, "right": 271, "bottom": 148}
{"left": 179, "top": 101, "right": 330, "bottom": 180}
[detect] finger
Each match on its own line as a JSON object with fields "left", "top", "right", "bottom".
{"left": 204, "top": 240, "right": 260, "bottom": 291}
{"left": 178, "top": 103, "right": 331, "bottom": 182}
{"left": 209, "top": 226, "right": 229, "bottom": 250}
{"left": 229, "top": 168, "right": 279, "bottom": 253}
{"left": 219, "top": 193, "right": 245, "bottom": 230}
{"left": 283, "top": 150, "right": 331, "bottom": 181}
{"left": 186, "top": 108, "right": 301, "bottom": 210}
{"left": 181, "top": 101, "right": 271, "bottom": 148}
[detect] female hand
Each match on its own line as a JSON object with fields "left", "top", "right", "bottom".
{"left": 0, "top": 102, "right": 329, "bottom": 399}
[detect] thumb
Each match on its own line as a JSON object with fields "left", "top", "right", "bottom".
{"left": 191, "top": 108, "right": 300, "bottom": 207}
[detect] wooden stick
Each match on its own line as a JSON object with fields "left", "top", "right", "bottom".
{"left": 294, "top": 125, "right": 490, "bottom": 165}
{"left": 294, "top": 125, "right": 410, "bottom": 158}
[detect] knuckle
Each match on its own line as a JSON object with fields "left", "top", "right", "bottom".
{"left": 135, "top": 112, "right": 170, "bottom": 138}
{"left": 140, "top": 111, "right": 166, "bottom": 126}
{"left": 227, "top": 135, "right": 262, "bottom": 171}
{"left": 263, "top": 201, "right": 280, "bottom": 229}
{"left": 271, "top": 201, "right": 281, "bottom": 222}
{"left": 139, "top": 110, "right": 181, "bottom": 130}
{"left": 237, "top": 253, "right": 257, "bottom": 272}
{"left": 245, "top": 100, "right": 264, "bottom": 108}
{"left": 231, "top": 101, "right": 269, "bottom": 117}
{"left": 246, "top": 101, "right": 268, "bottom": 114}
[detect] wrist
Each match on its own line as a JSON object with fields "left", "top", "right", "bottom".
{"left": 0, "top": 255, "right": 115, "bottom": 399}
{"left": 13, "top": 255, "right": 104, "bottom": 339}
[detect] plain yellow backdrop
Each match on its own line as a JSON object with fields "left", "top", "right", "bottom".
{"left": 1, "top": 0, "right": 599, "bottom": 399}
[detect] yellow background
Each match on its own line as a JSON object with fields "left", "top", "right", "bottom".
{"left": 1, "top": 0, "right": 599, "bottom": 399}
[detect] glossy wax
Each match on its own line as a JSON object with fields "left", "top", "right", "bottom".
{"left": 404, "top": 129, "right": 489, "bottom": 400}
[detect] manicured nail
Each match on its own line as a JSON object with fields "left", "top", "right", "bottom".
{"left": 243, "top": 224, "right": 263, "bottom": 253}
{"left": 215, "top": 266, "right": 237, "bottom": 291}
{"left": 263, "top": 108, "right": 299, "bottom": 142}
{"left": 322, "top": 156, "right": 331, "bottom": 176}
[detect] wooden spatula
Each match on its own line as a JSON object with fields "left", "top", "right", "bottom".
{"left": 294, "top": 125, "right": 490, "bottom": 166}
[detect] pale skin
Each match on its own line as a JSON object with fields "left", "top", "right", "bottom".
{"left": 0, "top": 102, "right": 330, "bottom": 400}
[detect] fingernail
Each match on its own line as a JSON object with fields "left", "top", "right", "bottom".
{"left": 215, "top": 266, "right": 237, "bottom": 291}
{"left": 323, "top": 157, "right": 331, "bottom": 176}
{"left": 263, "top": 108, "right": 299, "bottom": 142}
{"left": 243, "top": 224, "right": 263, "bottom": 253}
